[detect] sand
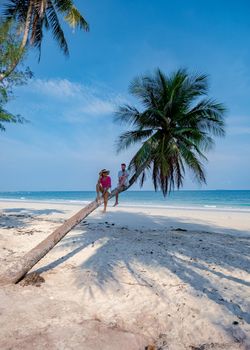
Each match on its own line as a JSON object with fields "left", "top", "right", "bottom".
{"left": 0, "top": 200, "right": 250, "bottom": 350}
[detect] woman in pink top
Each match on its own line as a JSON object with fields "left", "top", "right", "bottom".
{"left": 96, "top": 169, "right": 111, "bottom": 213}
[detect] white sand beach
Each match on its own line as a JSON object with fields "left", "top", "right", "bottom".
{"left": 0, "top": 200, "right": 250, "bottom": 350}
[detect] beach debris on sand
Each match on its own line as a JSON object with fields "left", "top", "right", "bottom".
{"left": 19, "top": 272, "right": 45, "bottom": 287}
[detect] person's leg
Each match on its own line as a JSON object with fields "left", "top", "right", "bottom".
{"left": 114, "top": 192, "right": 119, "bottom": 206}
{"left": 96, "top": 184, "right": 103, "bottom": 202}
{"left": 103, "top": 191, "right": 109, "bottom": 212}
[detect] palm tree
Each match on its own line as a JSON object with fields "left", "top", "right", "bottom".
{"left": 115, "top": 68, "right": 226, "bottom": 194}
{"left": 0, "top": 0, "right": 89, "bottom": 81}
{"left": 0, "top": 69, "right": 226, "bottom": 285}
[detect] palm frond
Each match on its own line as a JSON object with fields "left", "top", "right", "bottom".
{"left": 64, "top": 5, "right": 89, "bottom": 31}
{"left": 186, "top": 98, "right": 226, "bottom": 137}
{"left": 114, "top": 104, "right": 140, "bottom": 126}
{"left": 46, "top": 0, "right": 69, "bottom": 55}
{"left": 116, "top": 129, "right": 154, "bottom": 153}
{"left": 30, "top": 15, "right": 44, "bottom": 60}
{"left": 2, "top": 0, "right": 28, "bottom": 23}
{"left": 179, "top": 143, "right": 206, "bottom": 184}
{"left": 53, "top": 0, "right": 74, "bottom": 12}
{"left": 129, "top": 74, "right": 157, "bottom": 108}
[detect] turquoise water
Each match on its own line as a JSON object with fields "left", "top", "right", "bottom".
{"left": 0, "top": 190, "right": 250, "bottom": 211}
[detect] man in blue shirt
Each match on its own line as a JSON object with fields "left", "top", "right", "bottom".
{"left": 114, "top": 163, "right": 129, "bottom": 206}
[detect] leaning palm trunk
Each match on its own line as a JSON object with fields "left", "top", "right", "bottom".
{"left": 0, "top": 173, "right": 140, "bottom": 285}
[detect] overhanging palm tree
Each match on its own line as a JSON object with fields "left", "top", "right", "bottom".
{"left": 0, "top": 0, "right": 89, "bottom": 81}
{"left": 0, "top": 69, "right": 226, "bottom": 285}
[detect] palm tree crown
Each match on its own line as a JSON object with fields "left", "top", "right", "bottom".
{"left": 115, "top": 69, "right": 226, "bottom": 196}
{"left": 2, "top": 0, "right": 89, "bottom": 56}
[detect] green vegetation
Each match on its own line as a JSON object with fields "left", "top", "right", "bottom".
{"left": 0, "top": 0, "right": 89, "bottom": 82}
{"left": 0, "top": 20, "right": 32, "bottom": 131}
{"left": 116, "top": 69, "right": 226, "bottom": 195}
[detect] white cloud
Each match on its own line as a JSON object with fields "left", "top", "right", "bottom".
{"left": 27, "top": 78, "right": 128, "bottom": 119}
{"left": 32, "top": 79, "right": 82, "bottom": 98}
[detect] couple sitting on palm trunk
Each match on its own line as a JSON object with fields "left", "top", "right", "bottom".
{"left": 96, "top": 163, "right": 129, "bottom": 212}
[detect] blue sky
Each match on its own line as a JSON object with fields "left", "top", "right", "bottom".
{"left": 1, "top": 0, "right": 250, "bottom": 191}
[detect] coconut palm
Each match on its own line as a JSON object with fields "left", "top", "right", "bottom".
{"left": 0, "top": 69, "right": 226, "bottom": 285}
{"left": 0, "top": 0, "right": 89, "bottom": 81}
{"left": 115, "top": 68, "right": 226, "bottom": 195}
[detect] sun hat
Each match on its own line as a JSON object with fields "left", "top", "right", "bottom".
{"left": 99, "top": 169, "right": 110, "bottom": 175}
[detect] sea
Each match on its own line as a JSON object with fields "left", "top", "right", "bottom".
{"left": 0, "top": 190, "right": 249, "bottom": 212}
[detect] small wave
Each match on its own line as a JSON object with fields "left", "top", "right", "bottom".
{"left": 0, "top": 195, "right": 250, "bottom": 213}
{"left": 66, "top": 200, "right": 91, "bottom": 205}
{"left": 117, "top": 203, "right": 250, "bottom": 212}
{"left": 0, "top": 197, "right": 91, "bottom": 205}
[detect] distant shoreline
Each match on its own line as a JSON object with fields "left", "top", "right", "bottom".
{"left": 1, "top": 189, "right": 250, "bottom": 192}
{"left": 0, "top": 198, "right": 250, "bottom": 213}
{"left": 0, "top": 190, "right": 249, "bottom": 212}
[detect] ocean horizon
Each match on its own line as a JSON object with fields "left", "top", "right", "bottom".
{"left": 0, "top": 190, "right": 250, "bottom": 211}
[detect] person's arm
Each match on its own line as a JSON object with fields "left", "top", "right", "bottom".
{"left": 119, "top": 178, "right": 123, "bottom": 185}
{"left": 121, "top": 171, "right": 129, "bottom": 187}
{"left": 120, "top": 171, "right": 128, "bottom": 185}
{"left": 118, "top": 171, "right": 122, "bottom": 184}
